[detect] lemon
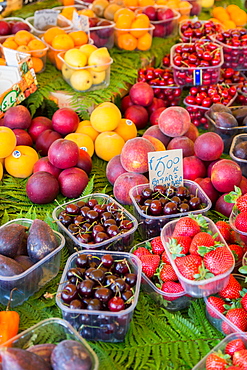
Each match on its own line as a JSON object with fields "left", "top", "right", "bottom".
{"left": 64, "top": 48, "right": 87, "bottom": 68}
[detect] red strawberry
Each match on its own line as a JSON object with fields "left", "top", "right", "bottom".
{"left": 133, "top": 247, "right": 151, "bottom": 259}
{"left": 207, "top": 296, "right": 225, "bottom": 319}
{"left": 225, "top": 338, "right": 246, "bottom": 357}
{"left": 222, "top": 308, "right": 247, "bottom": 334}
{"left": 151, "top": 236, "right": 164, "bottom": 255}
{"left": 189, "top": 232, "right": 215, "bottom": 256}
{"left": 216, "top": 221, "right": 232, "bottom": 243}
{"left": 236, "top": 193, "right": 247, "bottom": 213}
{"left": 229, "top": 230, "right": 239, "bottom": 244}
{"left": 175, "top": 254, "right": 203, "bottom": 280}
{"left": 219, "top": 275, "right": 242, "bottom": 300}
{"left": 202, "top": 246, "right": 234, "bottom": 276}
{"left": 161, "top": 249, "right": 170, "bottom": 264}
{"left": 139, "top": 254, "right": 160, "bottom": 278}
{"left": 166, "top": 236, "right": 191, "bottom": 259}
{"left": 241, "top": 292, "right": 247, "bottom": 311}
{"left": 173, "top": 216, "right": 201, "bottom": 238}
{"left": 159, "top": 264, "right": 178, "bottom": 282}
{"left": 233, "top": 349, "right": 247, "bottom": 368}
{"left": 228, "top": 244, "right": 244, "bottom": 262}
{"left": 205, "top": 352, "right": 229, "bottom": 370}
{"left": 161, "top": 281, "right": 184, "bottom": 301}
{"left": 227, "top": 366, "right": 244, "bottom": 369}
{"left": 235, "top": 212, "right": 247, "bottom": 233}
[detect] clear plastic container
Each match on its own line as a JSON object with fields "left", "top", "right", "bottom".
{"left": 58, "top": 51, "right": 112, "bottom": 92}
{"left": 0, "top": 17, "right": 31, "bottom": 43}
{"left": 0, "top": 218, "right": 65, "bottom": 307}
{"left": 56, "top": 250, "right": 142, "bottom": 342}
{"left": 114, "top": 25, "right": 154, "bottom": 51}
{"left": 170, "top": 42, "right": 224, "bottom": 87}
{"left": 205, "top": 104, "right": 243, "bottom": 148}
{"left": 26, "top": 14, "right": 73, "bottom": 37}
{"left": 130, "top": 239, "right": 194, "bottom": 311}
{"left": 229, "top": 205, "right": 247, "bottom": 247}
{"left": 179, "top": 19, "right": 223, "bottom": 43}
{"left": 0, "top": 317, "right": 99, "bottom": 370}
{"left": 204, "top": 274, "right": 246, "bottom": 335}
{"left": 129, "top": 179, "right": 212, "bottom": 240}
{"left": 161, "top": 216, "right": 235, "bottom": 298}
{"left": 230, "top": 133, "right": 247, "bottom": 177}
{"left": 52, "top": 193, "right": 138, "bottom": 254}
{"left": 192, "top": 332, "right": 247, "bottom": 369}
{"left": 174, "top": 3, "right": 192, "bottom": 21}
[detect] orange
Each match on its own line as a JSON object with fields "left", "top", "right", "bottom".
{"left": 4, "top": 145, "right": 39, "bottom": 178}
{"left": 215, "top": 10, "right": 230, "bottom": 23}
{"left": 52, "top": 34, "right": 74, "bottom": 50}
{"left": 114, "top": 118, "right": 137, "bottom": 141}
{"left": 138, "top": 0, "right": 155, "bottom": 6}
{"left": 0, "top": 57, "right": 6, "bottom": 65}
{"left": 61, "top": 6, "right": 76, "bottom": 20}
{"left": 212, "top": 6, "right": 226, "bottom": 18}
{"left": 43, "top": 27, "right": 66, "bottom": 46}
{"left": 0, "top": 127, "right": 17, "bottom": 158}
{"left": 95, "top": 131, "right": 125, "bottom": 161}
{"left": 123, "top": 0, "right": 138, "bottom": 7}
{"left": 17, "top": 45, "right": 30, "bottom": 52}
{"left": 62, "top": 0, "right": 75, "bottom": 6}
{"left": 2, "top": 39, "right": 18, "bottom": 50}
{"left": 90, "top": 102, "right": 122, "bottom": 132}
{"left": 69, "top": 31, "right": 88, "bottom": 46}
{"left": 137, "top": 31, "right": 152, "bottom": 50}
{"left": 231, "top": 10, "right": 247, "bottom": 26}
{"left": 65, "top": 133, "right": 94, "bottom": 157}
{"left": 14, "top": 30, "right": 34, "bottom": 46}
{"left": 118, "top": 33, "right": 137, "bottom": 50}
{"left": 222, "top": 20, "right": 236, "bottom": 29}
{"left": 28, "top": 38, "right": 47, "bottom": 57}
{"left": 113, "top": 8, "right": 135, "bottom": 22}
{"left": 78, "top": 9, "right": 96, "bottom": 17}
{"left": 130, "top": 14, "right": 150, "bottom": 38}
{"left": 226, "top": 4, "right": 241, "bottom": 14}
{"left": 177, "top": 1, "right": 192, "bottom": 15}
{"left": 116, "top": 13, "right": 133, "bottom": 30}
{"left": 31, "top": 57, "right": 44, "bottom": 73}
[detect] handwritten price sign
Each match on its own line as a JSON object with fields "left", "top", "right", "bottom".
{"left": 34, "top": 9, "right": 59, "bottom": 30}
{"left": 148, "top": 149, "right": 183, "bottom": 189}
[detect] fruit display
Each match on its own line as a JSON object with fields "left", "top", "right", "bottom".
{"left": 218, "top": 67, "right": 246, "bottom": 85}
{"left": 212, "top": 4, "right": 247, "bottom": 29}
{"left": 129, "top": 180, "right": 211, "bottom": 239}
{"left": 52, "top": 193, "right": 138, "bottom": 252}
{"left": 228, "top": 187, "right": 247, "bottom": 247}
{"left": 0, "top": 17, "right": 31, "bottom": 37}
{"left": 58, "top": 46, "right": 113, "bottom": 92}
{"left": 171, "top": 40, "right": 224, "bottom": 87}
{"left": 131, "top": 237, "right": 194, "bottom": 311}
{"left": 155, "top": 0, "right": 192, "bottom": 22}
{"left": 179, "top": 19, "right": 222, "bottom": 43}
{"left": 25, "top": 14, "right": 73, "bottom": 37}
{"left": 0, "top": 218, "right": 65, "bottom": 306}
{"left": 161, "top": 215, "right": 235, "bottom": 297}
{"left": 56, "top": 250, "right": 141, "bottom": 342}
{"left": 230, "top": 134, "right": 247, "bottom": 177}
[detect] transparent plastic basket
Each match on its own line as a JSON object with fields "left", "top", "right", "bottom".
{"left": 230, "top": 133, "right": 247, "bottom": 178}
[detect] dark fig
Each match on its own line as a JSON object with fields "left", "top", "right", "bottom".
{"left": 27, "top": 219, "right": 58, "bottom": 262}
{"left": 0, "top": 347, "right": 51, "bottom": 370}
{"left": 0, "top": 223, "right": 27, "bottom": 258}
{"left": 51, "top": 340, "right": 93, "bottom": 370}
{"left": 0, "top": 255, "right": 24, "bottom": 276}
{"left": 214, "top": 112, "right": 238, "bottom": 128}
{"left": 233, "top": 141, "right": 247, "bottom": 160}
{"left": 14, "top": 255, "right": 43, "bottom": 292}
{"left": 27, "top": 343, "right": 56, "bottom": 366}
{"left": 232, "top": 106, "right": 247, "bottom": 124}
{"left": 208, "top": 103, "right": 232, "bottom": 120}
{"left": 14, "top": 255, "right": 35, "bottom": 271}
{"left": 16, "top": 233, "right": 28, "bottom": 256}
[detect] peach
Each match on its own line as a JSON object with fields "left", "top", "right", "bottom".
{"left": 106, "top": 155, "right": 127, "bottom": 185}
{"left": 26, "top": 171, "right": 59, "bottom": 204}
{"left": 167, "top": 136, "right": 194, "bottom": 157}
{"left": 120, "top": 137, "right": 155, "bottom": 173}
{"left": 129, "top": 82, "right": 154, "bottom": 107}
{"left": 4, "top": 145, "right": 39, "bottom": 178}
{"left": 158, "top": 106, "right": 191, "bottom": 137}
{"left": 194, "top": 132, "right": 224, "bottom": 161}
{"left": 215, "top": 193, "right": 234, "bottom": 218}
{"left": 211, "top": 159, "right": 242, "bottom": 193}
{"left": 184, "top": 123, "right": 199, "bottom": 142}
{"left": 196, "top": 177, "right": 219, "bottom": 204}
{"left": 183, "top": 156, "right": 206, "bottom": 181}
{"left": 4, "top": 105, "right": 31, "bottom": 130}
{"left": 113, "top": 172, "right": 148, "bottom": 205}
{"left": 143, "top": 135, "right": 166, "bottom": 151}
{"left": 143, "top": 126, "right": 171, "bottom": 147}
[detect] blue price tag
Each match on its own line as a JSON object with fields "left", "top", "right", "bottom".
{"left": 193, "top": 69, "right": 202, "bottom": 86}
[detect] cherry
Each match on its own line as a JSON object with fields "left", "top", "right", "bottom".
{"left": 108, "top": 297, "right": 125, "bottom": 312}
{"left": 65, "top": 204, "right": 80, "bottom": 215}
{"left": 101, "top": 254, "right": 114, "bottom": 268}
{"left": 94, "top": 287, "right": 112, "bottom": 303}
{"left": 61, "top": 283, "right": 78, "bottom": 303}
{"left": 70, "top": 299, "right": 84, "bottom": 309}
{"left": 78, "top": 279, "right": 95, "bottom": 298}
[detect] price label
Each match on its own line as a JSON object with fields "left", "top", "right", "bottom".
{"left": 34, "top": 9, "right": 59, "bottom": 30}
{"left": 148, "top": 149, "right": 183, "bottom": 189}
{"left": 1, "top": 90, "right": 18, "bottom": 112}
{"left": 72, "top": 11, "right": 89, "bottom": 32}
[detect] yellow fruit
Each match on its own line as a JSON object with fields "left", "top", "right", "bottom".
{"left": 79, "top": 44, "right": 98, "bottom": 58}
{"left": 65, "top": 133, "right": 94, "bottom": 157}
{"left": 91, "top": 0, "right": 109, "bottom": 17}
{"left": 64, "top": 48, "right": 87, "bottom": 67}
{"left": 78, "top": 9, "right": 96, "bottom": 17}
{"left": 75, "top": 125, "right": 99, "bottom": 141}
{"left": 88, "top": 47, "right": 112, "bottom": 72}
{"left": 103, "top": 3, "right": 121, "bottom": 21}
{"left": 90, "top": 69, "right": 106, "bottom": 85}
{"left": 90, "top": 103, "right": 122, "bottom": 132}
{"left": 76, "top": 120, "right": 92, "bottom": 128}
{"left": 0, "top": 162, "right": 3, "bottom": 181}
{"left": 0, "top": 127, "right": 17, "bottom": 158}
{"left": 70, "top": 70, "right": 93, "bottom": 91}
{"left": 4, "top": 146, "right": 39, "bottom": 178}
{"left": 95, "top": 131, "right": 125, "bottom": 161}
{"left": 114, "top": 118, "right": 137, "bottom": 141}
{"left": 62, "top": 63, "right": 74, "bottom": 79}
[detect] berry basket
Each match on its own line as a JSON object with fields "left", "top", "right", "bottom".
{"left": 0, "top": 317, "right": 99, "bottom": 370}
{"left": 229, "top": 205, "right": 247, "bottom": 247}
{"left": 230, "top": 133, "right": 247, "bottom": 178}
{"left": 56, "top": 250, "right": 142, "bottom": 342}
{"left": 52, "top": 193, "right": 138, "bottom": 254}
{"left": 179, "top": 19, "right": 223, "bottom": 43}
{"left": 129, "top": 179, "right": 212, "bottom": 240}
{"left": 130, "top": 239, "right": 194, "bottom": 311}
{"left": 0, "top": 218, "right": 65, "bottom": 307}
{"left": 161, "top": 216, "right": 235, "bottom": 298}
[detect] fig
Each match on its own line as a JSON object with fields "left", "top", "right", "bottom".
{"left": 51, "top": 340, "right": 93, "bottom": 370}
{"left": 208, "top": 104, "right": 232, "bottom": 120}
{"left": 14, "top": 255, "right": 43, "bottom": 293}
{"left": 14, "top": 255, "right": 36, "bottom": 270}
{"left": 0, "top": 255, "right": 24, "bottom": 276}
{"left": 0, "top": 347, "right": 51, "bottom": 370}
{"left": 232, "top": 106, "right": 247, "bottom": 124}
{"left": 0, "top": 223, "right": 27, "bottom": 258}
{"left": 233, "top": 141, "right": 247, "bottom": 160}
{"left": 27, "top": 343, "right": 56, "bottom": 365}
{"left": 27, "top": 219, "right": 58, "bottom": 262}
{"left": 214, "top": 112, "right": 238, "bottom": 128}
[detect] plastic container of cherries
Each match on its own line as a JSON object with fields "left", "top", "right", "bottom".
{"left": 179, "top": 19, "right": 223, "bottom": 43}
{"left": 56, "top": 249, "right": 142, "bottom": 342}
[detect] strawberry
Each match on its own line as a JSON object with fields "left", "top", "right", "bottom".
{"left": 189, "top": 232, "right": 215, "bottom": 256}
{"left": 139, "top": 254, "right": 160, "bottom": 278}
{"left": 236, "top": 193, "right": 247, "bottom": 213}
{"left": 215, "top": 221, "right": 232, "bottom": 243}
{"left": 241, "top": 292, "right": 247, "bottom": 311}
{"left": 166, "top": 236, "right": 191, "bottom": 259}
{"left": 172, "top": 215, "right": 206, "bottom": 238}
{"left": 222, "top": 308, "right": 247, "bottom": 334}
{"left": 228, "top": 244, "right": 244, "bottom": 262}
{"left": 205, "top": 352, "right": 229, "bottom": 370}
{"left": 219, "top": 275, "right": 241, "bottom": 300}
{"left": 133, "top": 247, "right": 151, "bottom": 259}
{"left": 235, "top": 212, "right": 247, "bottom": 233}
{"left": 150, "top": 236, "right": 164, "bottom": 255}
{"left": 202, "top": 246, "right": 234, "bottom": 276}
{"left": 233, "top": 349, "right": 247, "bottom": 368}
{"left": 225, "top": 338, "right": 246, "bottom": 357}
{"left": 159, "top": 264, "right": 178, "bottom": 282}
{"left": 161, "top": 249, "right": 170, "bottom": 264}
{"left": 175, "top": 254, "right": 203, "bottom": 280}
{"left": 229, "top": 230, "right": 239, "bottom": 244}
{"left": 207, "top": 296, "right": 225, "bottom": 319}
{"left": 227, "top": 366, "right": 243, "bottom": 369}
{"left": 161, "top": 281, "right": 184, "bottom": 301}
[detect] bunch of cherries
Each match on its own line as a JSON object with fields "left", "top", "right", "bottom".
{"left": 58, "top": 199, "right": 134, "bottom": 251}
{"left": 137, "top": 67, "right": 182, "bottom": 106}
{"left": 171, "top": 40, "right": 222, "bottom": 86}
{"left": 180, "top": 20, "right": 222, "bottom": 42}
{"left": 218, "top": 68, "right": 246, "bottom": 85}
{"left": 236, "top": 79, "right": 247, "bottom": 105}
{"left": 184, "top": 84, "right": 237, "bottom": 127}
{"left": 61, "top": 253, "right": 138, "bottom": 341}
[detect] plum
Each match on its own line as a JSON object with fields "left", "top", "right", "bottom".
{"left": 211, "top": 159, "right": 242, "bottom": 193}
{"left": 207, "top": 104, "right": 232, "bottom": 120}
{"left": 215, "top": 193, "right": 234, "bottom": 218}
{"left": 0, "top": 347, "right": 50, "bottom": 369}
{"left": 214, "top": 112, "right": 238, "bottom": 128}
{"left": 35, "top": 130, "right": 62, "bottom": 156}
{"left": 194, "top": 132, "right": 224, "bottom": 161}
{"left": 233, "top": 141, "right": 247, "bottom": 159}
{"left": 183, "top": 156, "right": 206, "bottom": 181}
{"left": 28, "top": 343, "right": 56, "bottom": 365}
{"left": 26, "top": 171, "right": 60, "bottom": 204}
{"left": 0, "top": 223, "right": 27, "bottom": 258}
{"left": 232, "top": 106, "right": 247, "bottom": 124}
{"left": 51, "top": 340, "right": 93, "bottom": 370}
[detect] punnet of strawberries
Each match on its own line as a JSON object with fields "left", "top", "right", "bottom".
{"left": 226, "top": 187, "right": 247, "bottom": 246}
